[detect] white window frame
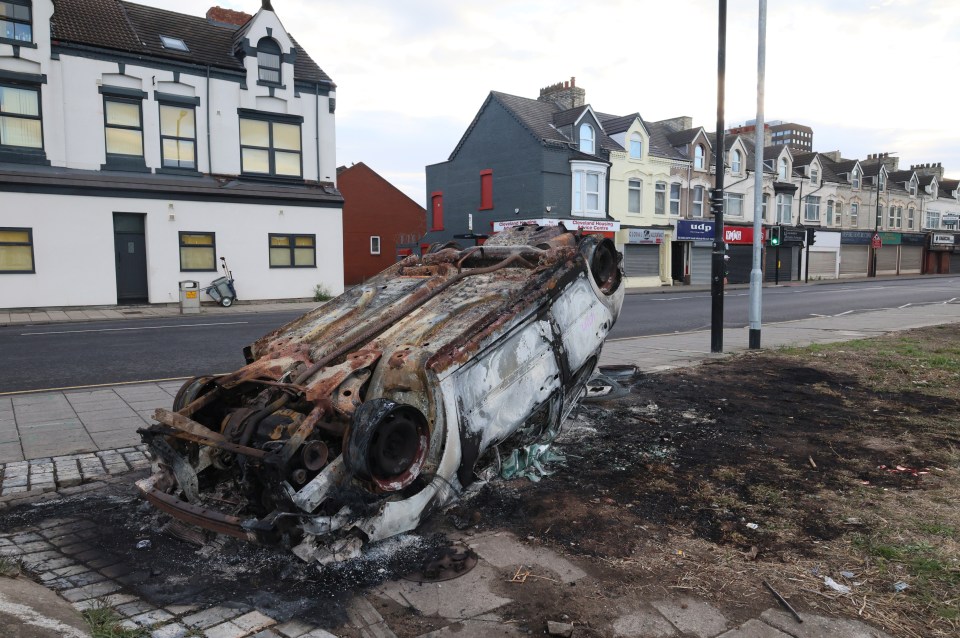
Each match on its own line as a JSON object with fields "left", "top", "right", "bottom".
{"left": 850, "top": 202, "right": 859, "bottom": 227}
{"left": 570, "top": 160, "right": 607, "bottom": 218}
{"left": 776, "top": 194, "right": 792, "bottom": 224}
{"left": 810, "top": 166, "right": 819, "bottom": 185}
{"left": 731, "top": 149, "right": 742, "bottom": 174}
{"left": 834, "top": 201, "right": 842, "bottom": 226}
{"left": 627, "top": 178, "right": 642, "bottom": 214}
{"left": 804, "top": 195, "right": 820, "bottom": 222}
{"left": 669, "top": 183, "right": 681, "bottom": 215}
{"left": 826, "top": 200, "right": 834, "bottom": 225}
{"left": 778, "top": 158, "right": 788, "bottom": 181}
{"left": 694, "top": 144, "right": 705, "bottom": 170}
{"left": 925, "top": 210, "right": 940, "bottom": 229}
{"left": 370, "top": 235, "right": 381, "bottom": 255}
{"left": 629, "top": 133, "right": 642, "bottom": 159}
{"left": 908, "top": 179, "right": 917, "bottom": 197}
{"left": 907, "top": 207, "right": 915, "bottom": 230}
{"left": 724, "top": 192, "right": 744, "bottom": 217}
{"left": 852, "top": 168, "right": 861, "bottom": 189}
{"left": 579, "top": 123, "right": 595, "bottom": 154}
{"left": 654, "top": 181, "right": 666, "bottom": 215}
{"left": 692, "top": 185, "right": 704, "bottom": 217}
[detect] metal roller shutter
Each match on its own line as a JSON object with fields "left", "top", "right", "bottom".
{"left": 839, "top": 246, "right": 868, "bottom": 277}
{"left": 623, "top": 244, "right": 660, "bottom": 277}
{"left": 951, "top": 252, "right": 960, "bottom": 274}
{"left": 876, "top": 246, "right": 898, "bottom": 273}
{"left": 808, "top": 251, "right": 837, "bottom": 279}
{"left": 899, "top": 246, "right": 923, "bottom": 273}
{"left": 726, "top": 245, "right": 753, "bottom": 284}
{"left": 765, "top": 246, "right": 794, "bottom": 282}
{"left": 691, "top": 247, "right": 712, "bottom": 285}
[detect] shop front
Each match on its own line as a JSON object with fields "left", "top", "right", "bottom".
{"left": 899, "top": 233, "right": 926, "bottom": 274}
{"left": 673, "top": 220, "right": 714, "bottom": 285}
{"left": 619, "top": 227, "right": 671, "bottom": 287}
{"left": 840, "top": 231, "right": 871, "bottom": 278}
{"left": 876, "top": 232, "right": 901, "bottom": 275}
{"left": 926, "top": 232, "right": 955, "bottom": 273}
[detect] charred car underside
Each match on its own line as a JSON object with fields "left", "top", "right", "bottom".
{"left": 137, "top": 225, "right": 624, "bottom": 564}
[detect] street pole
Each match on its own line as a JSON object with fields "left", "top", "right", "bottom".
{"left": 710, "top": 0, "right": 727, "bottom": 353}
{"left": 870, "top": 165, "right": 882, "bottom": 277}
{"left": 748, "top": 0, "right": 767, "bottom": 350}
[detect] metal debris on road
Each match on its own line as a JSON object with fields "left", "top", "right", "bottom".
{"left": 762, "top": 580, "right": 803, "bottom": 624}
{"left": 401, "top": 541, "right": 478, "bottom": 583}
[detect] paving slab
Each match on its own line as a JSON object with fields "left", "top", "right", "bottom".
{"left": 650, "top": 597, "right": 729, "bottom": 638}
{"left": 0, "top": 574, "right": 91, "bottom": 637}
{"left": 718, "top": 618, "right": 793, "bottom": 638}
{"left": 377, "top": 562, "right": 512, "bottom": 620}
{"left": 612, "top": 606, "right": 678, "bottom": 637}
{"left": 760, "top": 609, "right": 893, "bottom": 638}
{"left": 414, "top": 614, "right": 526, "bottom": 637}
{"left": 467, "top": 532, "right": 586, "bottom": 583}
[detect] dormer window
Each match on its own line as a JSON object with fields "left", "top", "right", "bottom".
{"left": 908, "top": 178, "right": 917, "bottom": 197}
{"left": 810, "top": 166, "right": 818, "bottom": 185}
{"left": 257, "top": 37, "right": 282, "bottom": 85}
{"left": 629, "top": 132, "right": 642, "bottom": 159}
{"left": 1, "top": 0, "right": 32, "bottom": 43}
{"left": 731, "top": 149, "right": 742, "bottom": 174}
{"left": 878, "top": 172, "right": 885, "bottom": 190}
{"left": 694, "top": 144, "right": 705, "bottom": 170}
{"left": 852, "top": 167, "right": 861, "bottom": 189}
{"left": 579, "top": 123, "right": 595, "bottom": 154}
{"left": 778, "top": 157, "right": 788, "bottom": 181}
{"left": 160, "top": 35, "right": 189, "bottom": 52}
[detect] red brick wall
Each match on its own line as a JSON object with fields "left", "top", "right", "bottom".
{"left": 338, "top": 163, "right": 426, "bottom": 285}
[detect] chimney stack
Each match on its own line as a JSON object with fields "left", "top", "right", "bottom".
{"left": 206, "top": 6, "right": 252, "bottom": 26}
{"left": 537, "top": 76, "right": 586, "bottom": 111}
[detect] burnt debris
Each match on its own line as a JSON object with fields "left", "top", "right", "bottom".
{"left": 137, "top": 225, "right": 624, "bottom": 564}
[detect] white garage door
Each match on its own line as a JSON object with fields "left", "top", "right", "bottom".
{"left": 839, "top": 246, "right": 868, "bottom": 277}
{"left": 899, "top": 246, "right": 923, "bottom": 273}
{"left": 808, "top": 251, "right": 837, "bottom": 280}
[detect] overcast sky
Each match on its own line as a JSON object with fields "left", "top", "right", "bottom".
{"left": 142, "top": 0, "right": 960, "bottom": 205}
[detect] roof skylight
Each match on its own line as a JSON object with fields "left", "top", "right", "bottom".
{"left": 160, "top": 35, "right": 189, "bottom": 52}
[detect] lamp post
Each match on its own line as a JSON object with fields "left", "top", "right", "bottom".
{"left": 710, "top": 0, "right": 727, "bottom": 353}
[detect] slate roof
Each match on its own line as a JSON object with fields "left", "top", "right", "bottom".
{"left": 597, "top": 112, "right": 640, "bottom": 135}
{"left": 917, "top": 174, "right": 936, "bottom": 187}
{"left": 791, "top": 151, "right": 818, "bottom": 168}
{"left": 50, "top": 0, "right": 333, "bottom": 85}
{"left": 830, "top": 159, "right": 858, "bottom": 178}
{"left": 477, "top": 91, "right": 620, "bottom": 155}
{"left": 644, "top": 121, "right": 689, "bottom": 161}
{"left": 939, "top": 179, "right": 959, "bottom": 197}
{"left": 666, "top": 128, "right": 703, "bottom": 148}
{"left": 763, "top": 146, "right": 787, "bottom": 161}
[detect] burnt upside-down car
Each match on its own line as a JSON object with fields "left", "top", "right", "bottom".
{"left": 137, "top": 224, "right": 623, "bottom": 564}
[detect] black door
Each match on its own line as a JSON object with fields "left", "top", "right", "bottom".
{"left": 671, "top": 241, "right": 685, "bottom": 282}
{"left": 113, "top": 213, "right": 148, "bottom": 303}
{"left": 765, "top": 245, "right": 794, "bottom": 282}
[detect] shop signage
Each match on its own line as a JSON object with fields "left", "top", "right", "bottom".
{"left": 723, "top": 226, "right": 762, "bottom": 244}
{"left": 492, "top": 218, "right": 621, "bottom": 232}
{"left": 878, "top": 231, "right": 901, "bottom": 246}
{"left": 900, "top": 233, "right": 926, "bottom": 246}
{"left": 782, "top": 228, "right": 806, "bottom": 244}
{"left": 841, "top": 230, "right": 873, "bottom": 245}
{"left": 627, "top": 229, "right": 666, "bottom": 244}
{"left": 676, "top": 220, "right": 714, "bottom": 241}
{"left": 932, "top": 233, "right": 954, "bottom": 245}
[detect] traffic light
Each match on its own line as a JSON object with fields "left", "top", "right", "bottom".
{"left": 769, "top": 225, "right": 782, "bottom": 247}
{"left": 709, "top": 188, "right": 724, "bottom": 215}
{"left": 806, "top": 227, "right": 817, "bottom": 246}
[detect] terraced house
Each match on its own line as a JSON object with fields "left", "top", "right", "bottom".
{"left": 0, "top": 0, "right": 342, "bottom": 309}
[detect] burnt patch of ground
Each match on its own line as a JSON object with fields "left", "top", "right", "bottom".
{"left": 451, "top": 324, "right": 960, "bottom": 637}
{"left": 0, "top": 480, "right": 446, "bottom": 629}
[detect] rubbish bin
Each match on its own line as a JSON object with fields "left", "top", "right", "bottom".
{"left": 179, "top": 280, "right": 200, "bottom": 315}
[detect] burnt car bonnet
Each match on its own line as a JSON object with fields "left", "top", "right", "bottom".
{"left": 137, "top": 224, "right": 624, "bottom": 564}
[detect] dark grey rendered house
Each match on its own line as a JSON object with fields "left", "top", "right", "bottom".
{"left": 422, "top": 79, "right": 620, "bottom": 247}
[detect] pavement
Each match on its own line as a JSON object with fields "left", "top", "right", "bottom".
{"left": 0, "top": 291, "right": 957, "bottom": 638}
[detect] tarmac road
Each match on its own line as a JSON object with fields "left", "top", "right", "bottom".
{"left": 0, "top": 276, "right": 957, "bottom": 393}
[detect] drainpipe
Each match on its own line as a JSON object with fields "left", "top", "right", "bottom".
{"left": 206, "top": 66, "right": 212, "bottom": 173}
{"left": 315, "top": 83, "right": 321, "bottom": 183}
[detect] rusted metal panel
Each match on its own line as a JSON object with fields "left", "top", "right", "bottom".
{"left": 138, "top": 224, "right": 624, "bottom": 563}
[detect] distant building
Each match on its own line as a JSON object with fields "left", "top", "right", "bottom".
{"left": 337, "top": 163, "right": 425, "bottom": 286}
{"left": 728, "top": 120, "right": 813, "bottom": 152}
